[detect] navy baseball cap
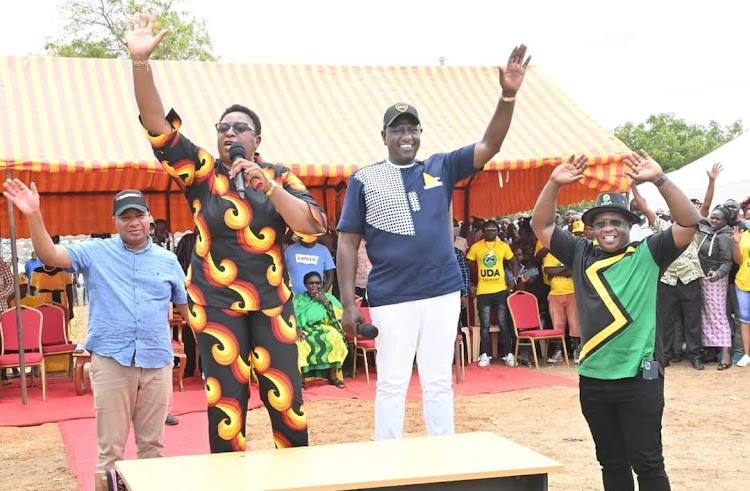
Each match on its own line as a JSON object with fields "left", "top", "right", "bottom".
{"left": 112, "top": 189, "right": 149, "bottom": 216}
{"left": 383, "top": 102, "right": 420, "bottom": 127}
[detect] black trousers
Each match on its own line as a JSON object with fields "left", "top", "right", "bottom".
{"left": 477, "top": 291, "right": 513, "bottom": 356}
{"left": 580, "top": 375, "right": 670, "bottom": 491}
{"left": 657, "top": 280, "right": 701, "bottom": 361}
{"left": 191, "top": 301, "right": 308, "bottom": 453}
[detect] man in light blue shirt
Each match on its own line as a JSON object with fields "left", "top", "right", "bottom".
{"left": 2, "top": 181, "right": 188, "bottom": 472}
{"left": 284, "top": 234, "right": 335, "bottom": 295}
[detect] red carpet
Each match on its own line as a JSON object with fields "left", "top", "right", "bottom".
{"left": 1, "top": 365, "right": 575, "bottom": 427}
{"left": 0, "top": 375, "right": 212, "bottom": 427}
{"left": 51, "top": 365, "right": 576, "bottom": 491}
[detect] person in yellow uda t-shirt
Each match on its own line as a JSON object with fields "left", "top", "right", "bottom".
{"left": 466, "top": 220, "right": 518, "bottom": 367}
{"left": 733, "top": 223, "right": 750, "bottom": 366}
{"left": 542, "top": 248, "right": 580, "bottom": 363}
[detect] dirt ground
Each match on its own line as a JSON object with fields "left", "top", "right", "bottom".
{"left": 1, "top": 361, "right": 749, "bottom": 491}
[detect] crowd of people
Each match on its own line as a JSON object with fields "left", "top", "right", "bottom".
{"left": 449, "top": 164, "right": 750, "bottom": 377}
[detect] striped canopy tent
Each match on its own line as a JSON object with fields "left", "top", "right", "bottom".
{"left": 0, "top": 56, "right": 630, "bottom": 237}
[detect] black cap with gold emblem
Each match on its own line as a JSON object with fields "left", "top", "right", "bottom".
{"left": 383, "top": 102, "right": 421, "bottom": 127}
{"left": 581, "top": 192, "right": 641, "bottom": 226}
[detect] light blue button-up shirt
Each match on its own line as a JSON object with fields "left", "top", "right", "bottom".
{"left": 65, "top": 236, "right": 188, "bottom": 368}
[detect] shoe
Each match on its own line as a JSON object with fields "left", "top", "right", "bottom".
{"left": 573, "top": 349, "right": 579, "bottom": 364}
{"left": 546, "top": 349, "right": 563, "bottom": 363}
{"left": 690, "top": 359, "right": 705, "bottom": 371}
{"left": 717, "top": 361, "right": 732, "bottom": 371}
{"left": 736, "top": 354, "right": 750, "bottom": 367}
{"left": 505, "top": 353, "right": 515, "bottom": 367}
{"left": 478, "top": 353, "right": 489, "bottom": 367}
{"left": 165, "top": 414, "right": 179, "bottom": 426}
{"left": 663, "top": 359, "right": 671, "bottom": 367}
{"left": 671, "top": 353, "right": 684, "bottom": 363}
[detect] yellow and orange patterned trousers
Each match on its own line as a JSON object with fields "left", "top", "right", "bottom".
{"left": 189, "top": 300, "right": 308, "bottom": 452}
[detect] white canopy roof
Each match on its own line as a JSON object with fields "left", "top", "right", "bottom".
{"left": 637, "top": 131, "right": 750, "bottom": 211}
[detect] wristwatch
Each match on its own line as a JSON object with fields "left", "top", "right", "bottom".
{"left": 265, "top": 179, "right": 278, "bottom": 197}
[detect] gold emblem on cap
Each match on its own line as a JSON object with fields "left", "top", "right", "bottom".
{"left": 395, "top": 103, "right": 409, "bottom": 112}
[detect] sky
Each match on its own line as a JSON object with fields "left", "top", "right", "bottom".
{"left": 1, "top": 0, "right": 748, "bottom": 132}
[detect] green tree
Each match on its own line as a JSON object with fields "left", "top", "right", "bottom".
{"left": 614, "top": 113, "right": 743, "bottom": 173}
{"left": 45, "top": 0, "right": 215, "bottom": 61}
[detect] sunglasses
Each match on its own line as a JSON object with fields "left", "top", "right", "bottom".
{"left": 592, "top": 219, "right": 628, "bottom": 231}
{"left": 215, "top": 122, "right": 256, "bottom": 134}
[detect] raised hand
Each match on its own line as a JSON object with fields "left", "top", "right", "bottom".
{"left": 550, "top": 155, "right": 588, "bottom": 186}
{"left": 125, "top": 11, "right": 170, "bottom": 61}
{"left": 707, "top": 162, "right": 723, "bottom": 181}
{"left": 3, "top": 179, "right": 40, "bottom": 215}
{"left": 498, "top": 44, "right": 531, "bottom": 96}
{"left": 624, "top": 150, "right": 664, "bottom": 183}
{"left": 734, "top": 226, "right": 743, "bottom": 244}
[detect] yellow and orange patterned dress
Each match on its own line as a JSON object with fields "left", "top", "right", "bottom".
{"left": 145, "top": 110, "right": 326, "bottom": 453}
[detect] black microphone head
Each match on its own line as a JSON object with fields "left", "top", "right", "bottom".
{"left": 229, "top": 142, "right": 246, "bottom": 162}
{"left": 356, "top": 323, "right": 379, "bottom": 339}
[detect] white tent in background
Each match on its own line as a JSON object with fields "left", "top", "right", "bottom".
{"left": 637, "top": 131, "right": 750, "bottom": 211}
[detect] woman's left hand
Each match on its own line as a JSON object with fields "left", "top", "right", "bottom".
{"left": 707, "top": 270, "right": 719, "bottom": 282}
{"left": 315, "top": 292, "right": 330, "bottom": 306}
{"left": 296, "top": 328, "right": 307, "bottom": 340}
{"left": 228, "top": 158, "right": 270, "bottom": 193}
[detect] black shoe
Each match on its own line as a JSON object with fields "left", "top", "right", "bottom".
{"left": 663, "top": 359, "right": 671, "bottom": 367}
{"left": 690, "top": 359, "right": 705, "bottom": 370}
{"left": 165, "top": 414, "right": 179, "bottom": 425}
{"left": 718, "top": 361, "right": 732, "bottom": 371}
{"left": 671, "top": 353, "right": 684, "bottom": 363}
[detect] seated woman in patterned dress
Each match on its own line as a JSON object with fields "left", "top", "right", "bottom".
{"left": 294, "top": 271, "right": 349, "bottom": 388}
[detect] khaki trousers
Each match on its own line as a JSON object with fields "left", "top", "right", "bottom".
{"left": 90, "top": 354, "right": 172, "bottom": 471}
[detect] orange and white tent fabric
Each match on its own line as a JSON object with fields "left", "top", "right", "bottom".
{"left": 0, "top": 56, "right": 630, "bottom": 236}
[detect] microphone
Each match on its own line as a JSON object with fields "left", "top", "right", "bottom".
{"left": 229, "top": 142, "right": 247, "bottom": 199}
{"left": 355, "top": 322, "right": 379, "bottom": 339}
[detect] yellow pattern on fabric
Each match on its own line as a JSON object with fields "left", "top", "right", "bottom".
{"left": 579, "top": 246, "right": 636, "bottom": 361}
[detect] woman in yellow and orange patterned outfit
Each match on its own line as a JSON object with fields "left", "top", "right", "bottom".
{"left": 126, "top": 13, "right": 326, "bottom": 453}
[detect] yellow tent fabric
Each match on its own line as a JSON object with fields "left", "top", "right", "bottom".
{"left": 0, "top": 56, "right": 629, "bottom": 235}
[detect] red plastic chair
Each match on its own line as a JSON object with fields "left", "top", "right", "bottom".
{"left": 0, "top": 307, "right": 47, "bottom": 400}
{"left": 507, "top": 291, "right": 569, "bottom": 369}
{"left": 37, "top": 303, "right": 77, "bottom": 378}
{"left": 170, "top": 313, "right": 188, "bottom": 392}
{"left": 347, "top": 300, "right": 377, "bottom": 384}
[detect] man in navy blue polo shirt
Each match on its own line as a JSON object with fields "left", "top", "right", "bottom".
{"left": 337, "top": 45, "right": 531, "bottom": 440}
{"left": 3, "top": 181, "right": 188, "bottom": 472}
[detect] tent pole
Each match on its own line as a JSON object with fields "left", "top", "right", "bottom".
{"left": 463, "top": 176, "right": 477, "bottom": 223}
{"left": 6, "top": 170, "right": 27, "bottom": 405}
{"left": 165, "top": 186, "right": 172, "bottom": 230}
{"left": 321, "top": 178, "right": 330, "bottom": 223}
